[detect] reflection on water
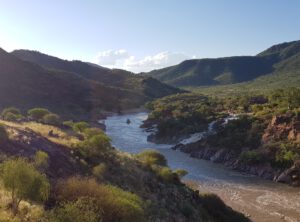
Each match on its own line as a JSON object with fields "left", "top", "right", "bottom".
{"left": 104, "top": 112, "right": 300, "bottom": 222}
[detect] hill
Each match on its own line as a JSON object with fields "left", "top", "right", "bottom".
{"left": 144, "top": 40, "right": 300, "bottom": 88}
{"left": 0, "top": 48, "right": 180, "bottom": 119}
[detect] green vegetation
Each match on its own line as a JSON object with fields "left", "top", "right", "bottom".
{"left": 136, "top": 149, "right": 167, "bottom": 166}
{"left": 147, "top": 87, "right": 300, "bottom": 171}
{"left": 42, "top": 113, "right": 61, "bottom": 126}
{"left": 0, "top": 158, "right": 50, "bottom": 215}
{"left": 0, "top": 106, "right": 249, "bottom": 221}
{"left": 54, "top": 177, "right": 145, "bottom": 222}
{"left": 145, "top": 40, "right": 300, "bottom": 90}
{"left": 1, "top": 107, "right": 23, "bottom": 121}
{"left": 28, "top": 108, "right": 51, "bottom": 121}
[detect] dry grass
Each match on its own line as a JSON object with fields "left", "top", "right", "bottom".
{"left": 0, "top": 184, "right": 44, "bottom": 222}
{"left": 0, "top": 120, "right": 79, "bottom": 147}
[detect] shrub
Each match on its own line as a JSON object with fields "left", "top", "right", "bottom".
{"left": 1, "top": 107, "right": 20, "bottom": 116}
{"left": 28, "top": 108, "right": 50, "bottom": 121}
{"left": 72, "top": 122, "right": 89, "bottom": 133}
{"left": 92, "top": 163, "right": 107, "bottom": 180}
{"left": 43, "top": 113, "right": 61, "bottom": 125}
{"left": 46, "top": 197, "right": 102, "bottom": 222}
{"left": 174, "top": 169, "right": 188, "bottom": 179}
{"left": 83, "top": 127, "right": 104, "bottom": 139}
{"left": 155, "top": 166, "right": 176, "bottom": 182}
{"left": 76, "top": 134, "right": 111, "bottom": 159}
{"left": 1, "top": 107, "right": 23, "bottom": 121}
{"left": 0, "top": 158, "right": 50, "bottom": 215}
{"left": 239, "top": 150, "right": 265, "bottom": 164}
{"left": 136, "top": 150, "right": 167, "bottom": 166}
{"left": 63, "top": 120, "right": 74, "bottom": 128}
{"left": 34, "top": 151, "right": 49, "bottom": 171}
{"left": 55, "top": 177, "right": 145, "bottom": 222}
{"left": 0, "top": 124, "right": 8, "bottom": 142}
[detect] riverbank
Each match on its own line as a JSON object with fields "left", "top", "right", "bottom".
{"left": 105, "top": 112, "right": 300, "bottom": 222}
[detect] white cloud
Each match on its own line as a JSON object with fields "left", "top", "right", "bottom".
{"left": 96, "top": 49, "right": 129, "bottom": 66}
{"left": 94, "top": 50, "right": 195, "bottom": 73}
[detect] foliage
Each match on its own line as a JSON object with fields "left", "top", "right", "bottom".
{"left": 136, "top": 149, "right": 167, "bottom": 166}
{"left": 0, "top": 158, "right": 50, "bottom": 215}
{"left": 72, "top": 122, "right": 89, "bottom": 133}
{"left": 28, "top": 108, "right": 50, "bottom": 121}
{"left": 1, "top": 107, "right": 23, "bottom": 121}
{"left": 92, "top": 163, "right": 107, "bottom": 180}
{"left": 54, "top": 177, "right": 145, "bottom": 222}
{"left": 34, "top": 151, "right": 49, "bottom": 172}
{"left": 83, "top": 127, "right": 105, "bottom": 139}
{"left": 239, "top": 150, "right": 265, "bottom": 164}
{"left": 75, "top": 132, "right": 112, "bottom": 159}
{"left": 43, "top": 113, "right": 61, "bottom": 126}
{"left": 174, "top": 169, "right": 188, "bottom": 179}
{"left": 45, "top": 197, "right": 102, "bottom": 222}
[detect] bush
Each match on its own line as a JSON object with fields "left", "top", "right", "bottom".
{"left": 1, "top": 107, "right": 23, "bottom": 121}
{"left": 34, "top": 151, "right": 49, "bottom": 171}
{"left": 155, "top": 166, "right": 176, "bottom": 182}
{"left": 28, "top": 108, "right": 50, "bottom": 121}
{"left": 136, "top": 150, "right": 167, "bottom": 166}
{"left": 239, "top": 150, "right": 265, "bottom": 164}
{"left": 0, "top": 158, "right": 50, "bottom": 215}
{"left": 63, "top": 120, "right": 74, "bottom": 128}
{"left": 92, "top": 163, "right": 107, "bottom": 180}
{"left": 72, "top": 122, "right": 89, "bottom": 133}
{"left": 55, "top": 177, "right": 145, "bottom": 222}
{"left": 174, "top": 169, "right": 188, "bottom": 179}
{"left": 76, "top": 134, "right": 112, "bottom": 159}
{"left": 1, "top": 107, "right": 20, "bottom": 116}
{"left": 0, "top": 124, "right": 8, "bottom": 142}
{"left": 43, "top": 113, "right": 61, "bottom": 125}
{"left": 46, "top": 197, "right": 102, "bottom": 222}
{"left": 83, "top": 128, "right": 104, "bottom": 139}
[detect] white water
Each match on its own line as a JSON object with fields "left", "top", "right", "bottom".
{"left": 104, "top": 112, "right": 300, "bottom": 222}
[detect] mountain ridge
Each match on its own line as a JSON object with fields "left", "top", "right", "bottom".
{"left": 144, "top": 40, "right": 300, "bottom": 88}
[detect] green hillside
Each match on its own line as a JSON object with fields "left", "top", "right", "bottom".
{"left": 145, "top": 40, "right": 300, "bottom": 88}
{"left": 0, "top": 48, "right": 180, "bottom": 119}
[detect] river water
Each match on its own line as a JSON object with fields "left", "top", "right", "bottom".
{"left": 104, "top": 112, "right": 300, "bottom": 222}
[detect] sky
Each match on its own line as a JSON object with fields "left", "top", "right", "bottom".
{"left": 0, "top": 0, "right": 300, "bottom": 73}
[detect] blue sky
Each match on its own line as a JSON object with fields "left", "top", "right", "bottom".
{"left": 0, "top": 0, "right": 300, "bottom": 72}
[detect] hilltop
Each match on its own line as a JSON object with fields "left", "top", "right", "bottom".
{"left": 144, "top": 40, "right": 300, "bottom": 89}
{"left": 0, "top": 48, "right": 180, "bottom": 120}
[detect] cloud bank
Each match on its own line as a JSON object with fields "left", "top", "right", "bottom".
{"left": 95, "top": 50, "right": 195, "bottom": 73}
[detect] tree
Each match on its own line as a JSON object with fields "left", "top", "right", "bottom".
{"left": 27, "top": 108, "right": 50, "bottom": 121}
{"left": 72, "top": 122, "right": 89, "bottom": 133}
{"left": 43, "top": 113, "right": 61, "bottom": 125}
{"left": 1, "top": 107, "right": 23, "bottom": 121}
{"left": 0, "top": 158, "right": 50, "bottom": 215}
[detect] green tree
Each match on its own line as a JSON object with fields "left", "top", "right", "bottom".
{"left": 72, "top": 122, "right": 89, "bottom": 133}
{"left": 0, "top": 158, "right": 50, "bottom": 215}
{"left": 28, "top": 108, "right": 50, "bottom": 121}
{"left": 1, "top": 107, "right": 23, "bottom": 121}
{"left": 43, "top": 113, "right": 61, "bottom": 125}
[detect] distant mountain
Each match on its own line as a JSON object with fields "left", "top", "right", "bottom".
{"left": 144, "top": 40, "right": 300, "bottom": 88}
{"left": 0, "top": 48, "right": 180, "bottom": 119}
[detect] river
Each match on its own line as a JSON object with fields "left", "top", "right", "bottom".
{"left": 104, "top": 112, "right": 300, "bottom": 222}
